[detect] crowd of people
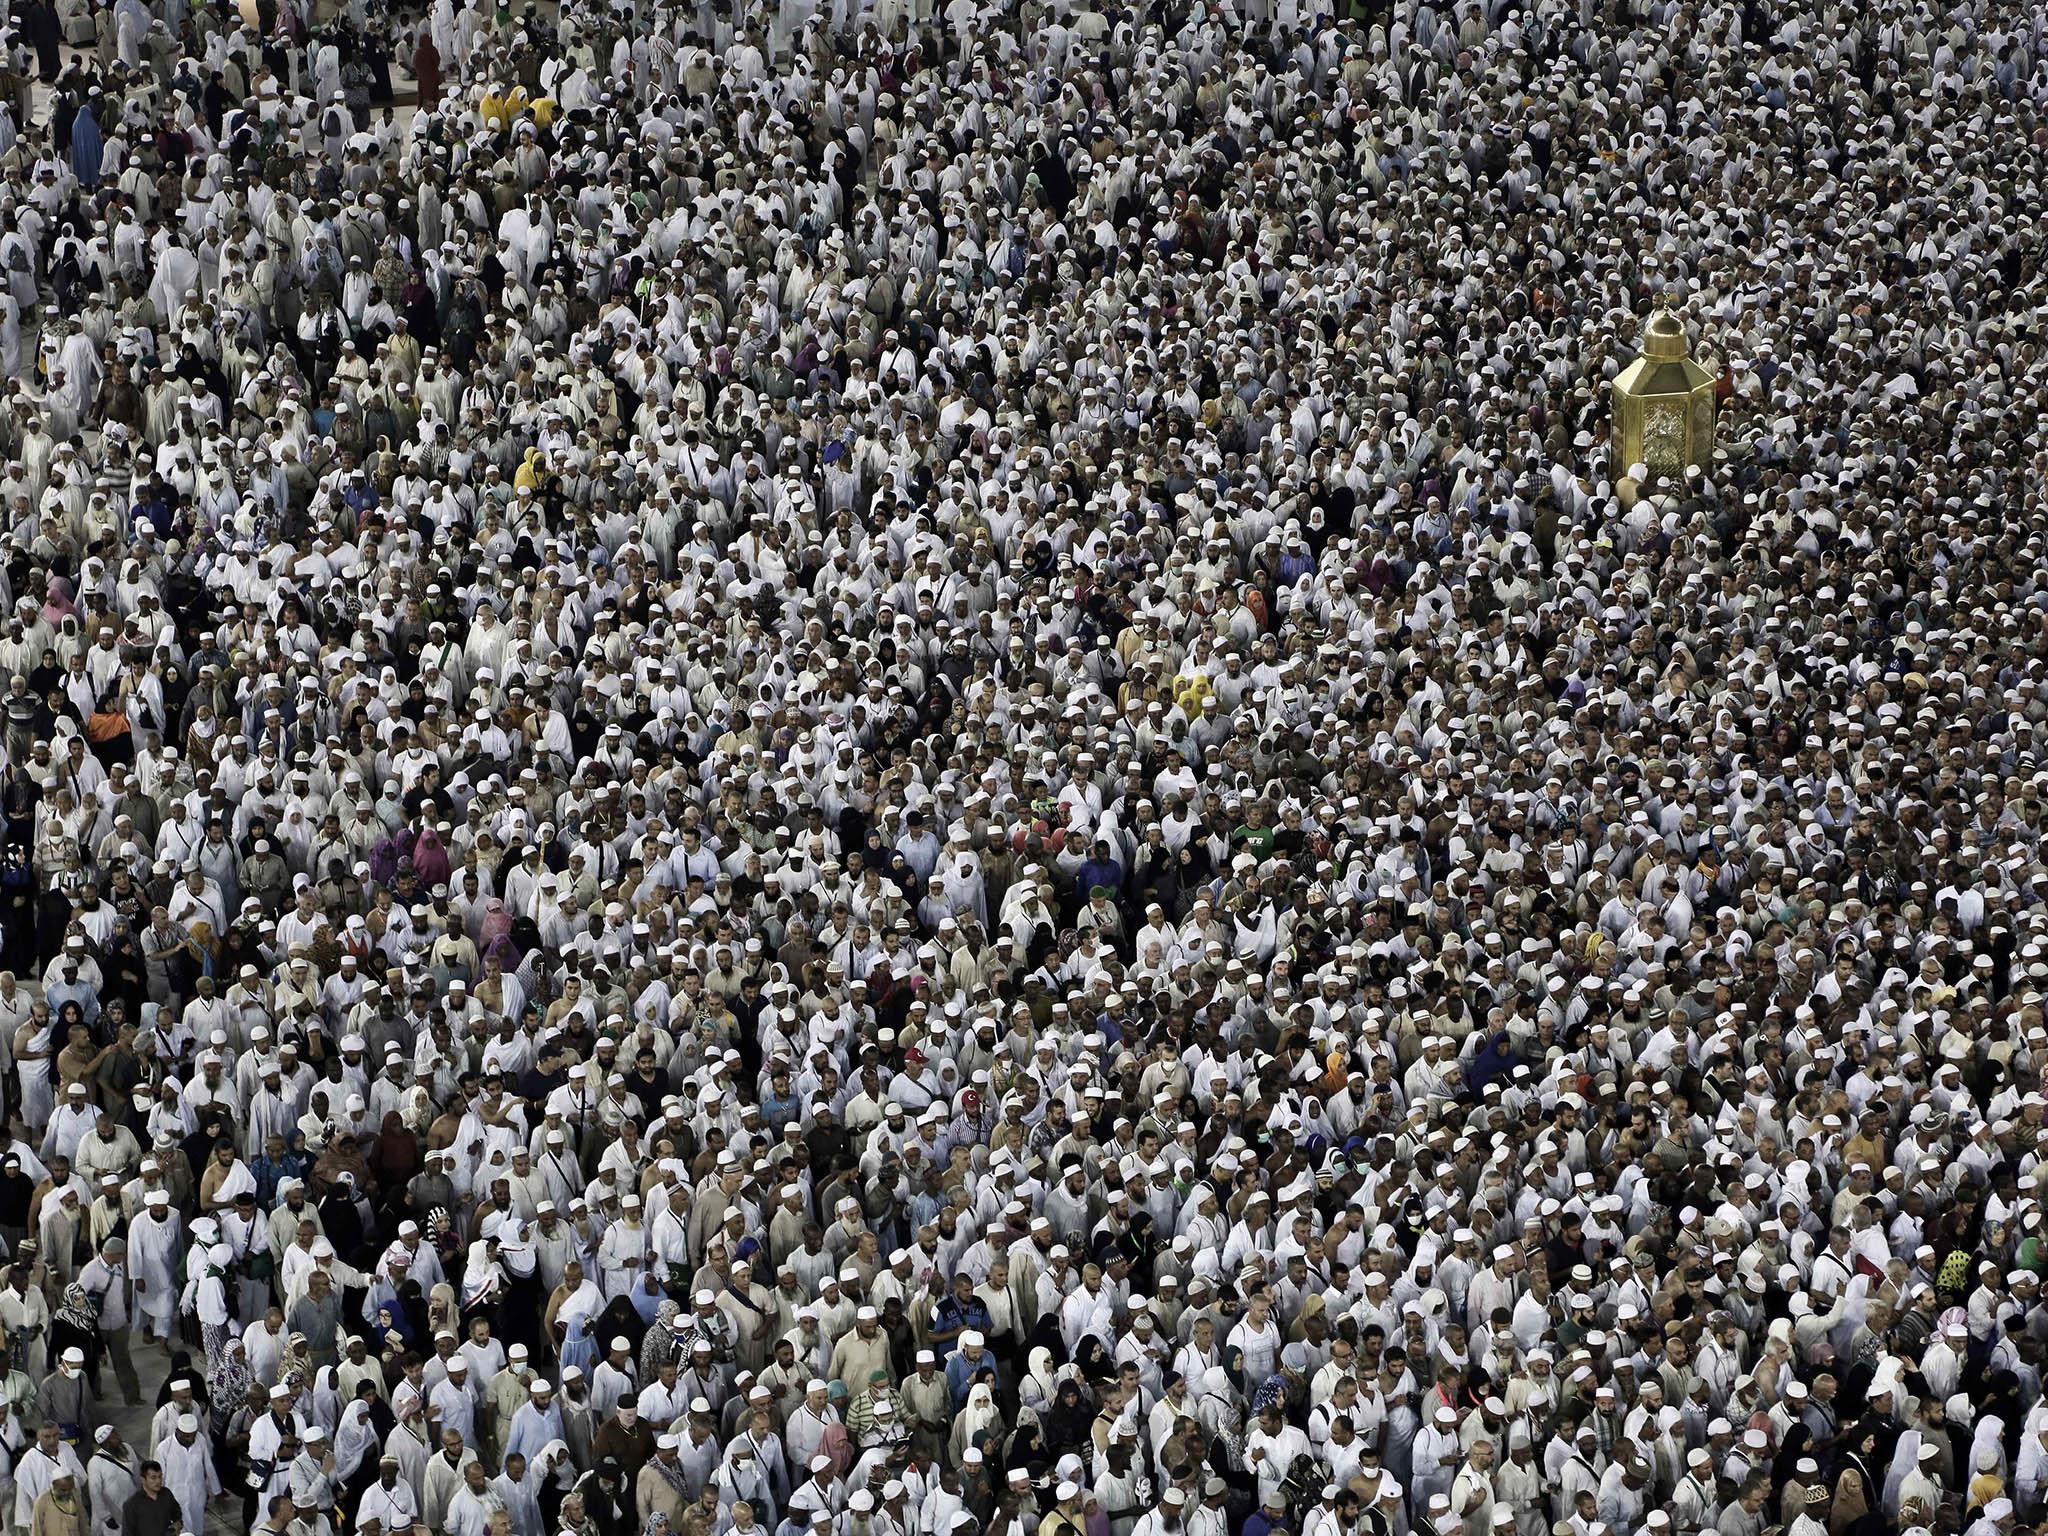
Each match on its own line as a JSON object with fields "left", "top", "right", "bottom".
{"left": 0, "top": 0, "right": 2035, "bottom": 1534}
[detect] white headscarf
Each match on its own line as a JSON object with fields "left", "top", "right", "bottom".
{"left": 960, "top": 1382, "right": 1001, "bottom": 1444}
{"left": 334, "top": 1398, "right": 377, "bottom": 1482}
{"left": 1880, "top": 1427, "right": 1920, "bottom": 1519}
{"left": 1021, "top": 1347, "right": 1058, "bottom": 1416}
{"left": 534, "top": 1438, "right": 578, "bottom": 1491}
{"left": 1970, "top": 1414, "right": 2008, "bottom": 1486}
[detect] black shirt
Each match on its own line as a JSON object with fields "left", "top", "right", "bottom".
{"left": 121, "top": 1488, "right": 182, "bottom": 1536}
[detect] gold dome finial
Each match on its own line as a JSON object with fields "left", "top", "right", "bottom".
{"left": 1640, "top": 308, "right": 1688, "bottom": 363}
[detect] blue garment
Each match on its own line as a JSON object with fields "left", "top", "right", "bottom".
{"left": 1467, "top": 1032, "right": 1519, "bottom": 1096}
{"left": 135, "top": 490, "right": 174, "bottom": 538}
{"left": 506, "top": 1399, "right": 564, "bottom": 1464}
{"left": 895, "top": 831, "right": 942, "bottom": 882}
{"left": 1075, "top": 857, "right": 1123, "bottom": 895}
{"left": 761, "top": 1087, "right": 802, "bottom": 1137}
{"left": 627, "top": 1280, "right": 662, "bottom": 1324}
{"left": 44, "top": 978, "right": 97, "bottom": 1023}
{"left": 69, "top": 106, "right": 102, "bottom": 185}
{"left": 908, "top": 1190, "right": 945, "bottom": 1232}
{"left": 931, "top": 1294, "right": 992, "bottom": 1356}
{"left": 945, "top": 1348, "right": 1002, "bottom": 1405}
{"left": 559, "top": 1311, "right": 598, "bottom": 1377}
{"left": 252, "top": 1150, "right": 311, "bottom": 1207}
{"left": 359, "top": 1276, "right": 407, "bottom": 1334}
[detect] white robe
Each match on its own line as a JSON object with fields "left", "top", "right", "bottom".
{"left": 383, "top": 1424, "right": 432, "bottom": 1502}
{"left": 360, "top": 1474, "right": 422, "bottom": 1534}
{"left": 597, "top": 1220, "right": 648, "bottom": 1300}
{"left": 447, "top": 1483, "right": 507, "bottom": 1536}
{"left": 12, "top": 1444, "right": 82, "bottom": 1531}
{"left": 147, "top": 1399, "right": 199, "bottom": 1460}
{"left": 334, "top": 1401, "right": 378, "bottom": 1483}
{"left": 494, "top": 1467, "right": 541, "bottom": 1536}
{"left": 128, "top": 1209, "right": 183, "bottom": 1333}
{"left": 246, "top": 1410, "right": 304, "bottom": 1470}
{"left": 146, "top": 243, "right": 199, "bottom": 323}
{"left": 158, "top": 1432, "right": 220, "bottom": 1533}
{"left": 87, "top": 1447, "right": 136, "bottom": 1536}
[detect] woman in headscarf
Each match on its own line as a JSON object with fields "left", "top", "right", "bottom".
{"left": 411, "top": 823, "right": 452, "bottom": 890}
{"left": 532, "top": 1438, "right": 577, "bottom": 1532}
{"left": 183, "top": 700, "right": 221, "bottom": 763}
{"left": 373, "top": 1300, "right": 417, "bottom": 1365}
{"left": 278, "top": 1332, "right": 318, "bottom": 1397}
{"left": 403, "top": 1082, "right": 439, "bottom": 1138}
{"left": 40, "top": 575, "right": 73, "bottom": 627}
{"left": 1980, "top": 1372, "right": 2026, "bottom": 1467}
{"left": 1969, "top": 1414, "right": 2009, "bottom": 1512}
{"left": 1195, "top": 1366, "right": 1241, "bottom": 1450}
{"left": 207, "top": 1338, "right": 251, "bottom": 1450}
{"left": 50, "top": 613, "right": 82, "bottom": 672}
{"left": 951, "top": 1382, "right": 1005, "bottom": 1466}
{"left": 560, "top": 1303, "right": 600, "bottom": 1380}
{"left": 476, "top": 896, "right": 513, "bottom": 955}
{"left": 157, "top": 1352, "right": 208, "bottom": 1415}
{"left": 1769, "top": 1425, "right": 1818, "bottom": 1499}
{"left": 1072, "top": 1335, "right": 1112, "bottom": 1384}
{"left": 1830, "top": 1432, "right": 1884, "bottom": 1536}
{"left": 1933, "top": 1221, "right": 1977, "bottom": 1305}
{"left": 637, "top": 1298, "right": 685, "bottom": 1381}
{"left": 1043, "top": 1377, "right": 1093, "bottom": 1460}
{"left": 594, "top": 1291, "right": 651, "bottom": 1363}
{"left": 1467, "top": 1031, "right": 1520, "bottom": 1096}
{"left": 112, "top": 560, "right": 156, "bottom": 618}
{"left": 189, "top": 1244, "right": 232, "bottom": 1362}
{"left": 1019, "top": 1347, "right": 1061, "bottom": 1421}
{"left": 67, "top": 98, "right": 101, "bottom": 185}
{"left": 83, "top": 691, "right": 131, "bottom": 768}
{"left": 46, "top": 1286, "right": 98, "bottom": 1384}
{"left": 482, "top": 930, "right": 523, "bottom": 979}
{"left": 1881, "top": 1425, "right": 1924, "bottom": 1522}
{"left": 331, "top": 1394, "right": 380, "bottom": 1498}
{"left": 297, "top": 1363, "right": 341, "bottom": 1440}
{"left": 311, "top": 1135, "right": 375, "bottom": 1205}
{"left": 412, "top": 27, "right": 441, "bottom": 111}
{"left": 426, "top": 1281, "right": 460, "bottom": 1344}
{"left": 21, "top": 0, "right": 57, "bottom": 79}
{"left": 367, "top": 1112, "right": 419, "bottom": 1216}
{"left": 513, "top": 448, "right": 550, "bottom": 499}
{"left": 1770, "top": 1425, "right": 1814, "bottom": 1524}
{"left": 1003, "top": 1419, "right": 1048, "bottom": 1481}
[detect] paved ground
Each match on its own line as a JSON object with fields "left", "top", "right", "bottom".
{"left": 83, "top": 1339, "right": 241, "bottom": 1536}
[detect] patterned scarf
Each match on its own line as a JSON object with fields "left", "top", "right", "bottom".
{"left": 648, "top": 1451, "right": 693, "bottom": 1502}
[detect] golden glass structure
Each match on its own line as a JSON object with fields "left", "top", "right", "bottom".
{"left": 1611, "top": 310, "right": 1716, "bottom": 477}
